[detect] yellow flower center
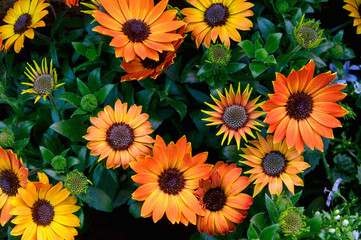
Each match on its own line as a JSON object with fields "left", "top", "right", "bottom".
{"left": 158, "top": 168, "right": 185, "bottom": 195}
{"left": 261, "top": 151, "right": 287, "bottom": 177}
{"left": 222, "top": 105, "right": 248, "bottom": 130}
{"left": 0, "top": 169, "right": 20, "bottom": 196}
{"left": 286, "top": 92, "right": 313, "bottom": 120}
{"left": 106, "top": 123, "right": 135, "bottom": 150}
{"left": 141, "top": 52, "right": 167, "bottom": 69}
{"left": 122, "top": 19, "right": 150, "bottom": 42}
{"left": 32, "top": 199, "right": 55, "bottom": 226}
{"left": 203, "top": 187, "right": 226, "bottom": 211}
{"left": 34, "top": 74, "right": 53, "bottom": 95}
{"left": 14, "top": 13, "right": 32, "bottom": 34}
{"left": 204, "top": 3, "right": 229, "bottom": 27}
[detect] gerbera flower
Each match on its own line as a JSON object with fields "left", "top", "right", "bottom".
{"left": 120, "top": 26, "right": 186, "bottom": 81}
{"left": 0, "top": 0, "right": 49, "bottom": 53}
{"left": 131, "top": 135, "right": 213, "bottom": 225}
{"left": 181, "top": 0, "right": 254, "bottom": 48}
{"left": 240, "top": 133, "right": 310, "bottom": 197}
{"left": 22, "top": 58, "right": 64, "bottom": 103}
{"left": 0, "top": 147, "right": 28, "bottom": 226}
{"left": 0, "top": 38, "right": 4, "bottom": 53}
{"left": 343, "top": 0, "right": 361, "bottom": 34}
{"left": 83, "top": 99, "right": 154, "bottom": 169}
{"left": 92, "top": 0, "right": 185, "bottom": 62}
{"left": 196, "top": 161, "right": 253, "bottom": 236}
{"left": 10, "top": 173, "right": 80, "bottom": 240}
{"left": 64, "top": 0, "right": 79, "bottom": 8}
{"left": 262, "top": 59, "right": 348, "bottom": 153}
{"left": 202, "top": 83, "right": 265, "bottom": 149}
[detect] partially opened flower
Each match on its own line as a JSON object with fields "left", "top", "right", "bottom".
{"left": 196, "top": 161, "right": 253, "bottom": 236}
{"left": 22, "top": 58, "right": 64, "bottom": 103}
{"left": 131, "top": 135, "right": 212, "bottom": 225}
{"left": 0, "top": 0, "right": 49, "bottom": 53}
{"left": 262, "top": 59, "right": 348, "bottom": 153}
{"left": 10, "top": 173, "right": 80, "bottom": 240}
{"left": 83, "top": 99, "right": 154, "bottom": 169}
{"left": 64, "top": 0, "right": 79, "bottom": 8}
{"left": 181, "top": 0, "right": 254, "bottom": 48}
{"left": 207, "top": 43, "right": 231, "bottom": 66}
{"left": 81, "top": 0, "right": 102, "bottom": 17}
{"left": 92, "top": 0, "right": 185, "bottom": 62}
{"left": 293, "top": 14, "right": 324, "bottom": 49}
{"left": 343, "top": 0, "right": 361, "bottom": 34}
{"left": 240, "top": 134, "right": 310, "bottom": 197}
{"left": 202, "top": 83, "right": 265, "bottom": 149}
{"left": 0, "top": 147, "right": 28, "bottom": 226}
{"left": 279, "top": 207, "right": 306, "bottom": 238}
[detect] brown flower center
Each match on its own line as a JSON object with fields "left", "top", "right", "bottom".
{"left": 34, "top": 74, "right": 53, "bottom": 95}
{"left": 296, "top": 26, "right": 319, "bottom": 48}
{"left": 204, "top": 3, "right": 229, "bottom": 27}
{"left": 158, "top": 168, "right": 185, "bottom": 195}
{"left": 31, "top": 199, "right": 55, "bottom": 226}
{"left": 203, "top": 187, "right": 227, "bottom": 211}
{"left": 261, "top": 151, "right": 287, "bottom": 177}
{"left": 0, "top": 169, "right": 21, "bottom": 196}
{"left": 14, "top": 13, "right": 32, "bottom": 35}
{"left": 286, "top": 92, "right": 313, "bottom": 120}
{"left": 222, "top": 105, "right": 248, "bottom": 130}
{"left": 122, "top": 19, "right": 150, "bottom": 42}
{"left": 106, "top": 123, "right": 135, "bottom": 150}
{"left": 141, "top": 52, "right": 167, "bottom": 69}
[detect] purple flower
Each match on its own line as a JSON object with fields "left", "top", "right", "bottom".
{"left": 324, "top": 178, "right": 343, "bottom": 207}
{"left": 353, "top": 230, "right": 360, "bottom": 240}
{"left": 330, "top": 61, "right": 360, "bottom": 84}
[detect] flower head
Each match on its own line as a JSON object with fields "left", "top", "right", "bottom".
{"left": 343, "top": 0, "right": 361, "bottom": 34}
{"left": 22, "top": 58, "right": 64, "bottom": 103}
{"left": 65, "top": 170, "right": 90, "bottom": 195}
{"left": 81, "top": 0, "right": 103, "bottom": 21}
{"left": 240, "top": 134, "right": 310, "bottom": 197}
{"left": 207, "top": 43, "right": 231, "bottom": 66}
{"left": 0, "top": 147, "right": 28, "bottom": 226}
{"left": 131, "top": 135, "right": 213, "bottom": 225}
{"left": 0, "top": 128, "right": 15, "bottom": 148}
{"left": 64, "top": 0, "right": 79, "bottom": 7}
{"left": 353, "top": 230, "right": 360, "bottom": 240}
{"left": 329, "top": 61, "right": 360, "bottom": 84}
{"left": 10, "top": 173, "right": 80, "bottom": 239}
{"left": 181, "top": 0, "right": 254, "bottom": 48}
{"left": 294, "top": 14, "right": 324, "bottom": 49}
{"left": 0, "top": 0, "right": 49, "bottom": 53}
{"left": 202, "top": 83, "right": 265, "bottom": 149}
{"left": 279, "top": 207, "right": 306, "bottom": 238}
{"left": 83, "top": 99, "right": 154, "bottom": 169}
{"left": 92, "top": 0, "right": 185, "bottom": 62}
{"left": 262, "top": 59, "right": 349, "bottom": 153}
{"left": 196, "top": 161, "right": 252, "bottom": 236}
{"left": 324, "top": 178, "right": 343, "bottom": 207}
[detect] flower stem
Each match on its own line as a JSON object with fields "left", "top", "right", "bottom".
{"left": 321, "top": 153, "right": 333, "bottom": 183}
{"left": 289, "top": 45, "right": 302, "bottom": 56}
{"left": 35, "top": 31, "right": 52, "bottom": 43}
{"left": 28, "top": 168, "right": 42, "bottom": 177}
{"left": 49, "top": 94, "right": 61, "bottom": 120}
{"left": 330, "top": 19, "right": 353, "bottom": 34}
{"left": 163, "top": 69, "right": 180, "bottom": 82}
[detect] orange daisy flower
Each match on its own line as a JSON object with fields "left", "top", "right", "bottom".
{"left": 92, "top": 0, "right": 185, "bottom": 62}
{"left": 196, "top": 161, "right": 253, "bottom": 236}
{"left": 240, "top": 134, "right": 310, "bottom": 197}
{"left": 0, "top": 38, "right": 4, "bottom": 53}
{"left": 120, "top": 26, "right": 186, "bottom": 81}
{"left": 181, "top": 0, "right": 254, "bottom": 48}
{"left": 131, "top": 135, "right": 213, "bottom": 225}
{"left": 0, "top": 147, "right": 28, "bottom": 226}
{"left": 202, "top": 83, "right": 265, "bottom": 149}
{"left": 83, "top": 99, "right": 154, "bottom": 169}
{"left": 262, "top": 59, "right": 348, "bottom": 153}
{"left": 64, "top": 0, "right": 79, "bottom": 8}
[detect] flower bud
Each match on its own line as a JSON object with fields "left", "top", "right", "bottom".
{"left": 334, "top": 215, "right": 340, "bottom": 220}
{"left": 81, "top": 94, "right": 98, "bottom": 112}
{"left": 0, "top": 128, "right": 15, "bottom": 148}
{"left": 65, "top": 170, "right": 90, "bottom": 195}
{"left": 208, "top": 44, "right": 231, "bottom": 66}
{"left": 294, "top": 14, "right": 324, "bottom": 49}
{"left": 328, "top": 228, "right": 336, "bottom": 234}
{"left": 342, "top": 219, "right": 349, "bottom": 226}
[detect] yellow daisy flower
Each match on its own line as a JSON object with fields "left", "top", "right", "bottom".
{"left": 343, "top": 0, "right": 361, "bottom": 34}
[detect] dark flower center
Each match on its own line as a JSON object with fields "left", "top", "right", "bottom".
{"left": 31, "top": 199, "right": 55, "bottom": 226}
{"left": 34, "top": 74, "right": 53, "bottom": 95}
{"left": 14, "top": 13, "right": 32, "bottom": 34}
{"left": 296, "top": 26, "right": 318, "bottom": 48}
{"left": 122, "top": 19, "right": 150, "bottom": 42}
{"left": 141, "top": 52, "right": 167, "bottom": 69}
{"left": 222, "top": 105, "right": 248, "bottom": 130}
{"left": 286, "top": 92, "right": 313, "bottom": 120}
{"left": 106, "top": 123, "right": 135, "bottom": 150}
{"left": 158, "top": 168, "right": 185, "bottom": 195}
{"left": 0, "top": 169, "right": 21, "bottom": 196}
{"left": 204, "top": 3, "right": 229, "bottom": 27}
{"left": 261, "top": 151, "right": 287, "bottom": 177}
{"left": 203, "top": 187, "right": 227, "bottom": 211}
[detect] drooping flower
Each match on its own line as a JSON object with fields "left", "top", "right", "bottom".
{"left": 10, "top": 173, "right": 80, "bottom": 240}
{"left": 131, "top": 135, "right": 212, "bottom": 225}
{"left": 0, "top": 0, "right": 49, "bottom": 53}
{"left": 64, "top": 0, "right": 79, "bottom": 8}
{"left": 343, "top": 0, "right": 361, "bottom": 34}
{"left": 120, "top": 26, "right": 186, "bottom": 81}
{"left": 324, "top": 178, "right": 343, "bottom": 207}
{"left": 293, "top": 14, "right": 324, "bottom": 49}
{"left": 207, "top": 43, "right": 231, "bottom": 66}
{"left": 279, "top": 207, "right": 306, "bottom": 239}
{"left": 22, "top": 58, "right": 64, "bottom": 103}
{"left": 0, "top": 147, "right": 28, "bottom": 226}
{"left": 202, "top": 83, "right": 265, "bottom": 149}
{"left": 262, "top": 59, "right": 349, "bottom": 153}
{"left": 181, "top": 0, "right": 254, "bottom": 48}
{"left": 240, "top": 134, "right": 310, "bottom": 197}
{"left": 83, "top": 99, "right": 154, "bottom": 169}
{"left": 196, "top": 161, "right": 253, "bottom": 236}
{"left": 92, "top": 0, "right": 185, "bottom": 62}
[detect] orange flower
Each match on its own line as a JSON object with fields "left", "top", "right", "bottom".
{"left": 83, "top": 99, "right": 154, "bottom": 169}
{"left": 92, "top": 0, "right": 185, "bottom": 62}
{"left": 262, "top": 59, "right": 348, "bottom": 153}
{"left": 120, "top": 26, "right": 186, "bottom": 81}
{"left": 202, "top": 83, "right": 265, "bottom": 149}
{"left": 0, "top": 38, "right": 4, "bottom": 53}
{"left": 64, "top": 0, "right": 79, "bottom": 7}
{"left": 0, "top": 147, "right": 28, "bottom": 226}
{"left": 240, "top": 134, "right": 310, "bottom": 197}
{"left": 196, "top": 161, "right": 253, "bottom": 236}
{"left": 131, "top": 135, "right": 213, "bottom": 225}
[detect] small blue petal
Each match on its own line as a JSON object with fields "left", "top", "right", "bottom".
{"left": 349, "top": 65, "right": 361, "bottom": 71}
{"left": 346, "top": 74, "right": 358, "bottom": 82}
{"left": 329, "top": 63, "right": 338, "bottom": 72}
{"left": 337, "top": 80, "right": 347, "bottom": 84}
{"left": 332, "top": 178, "right": 343, "bottom": 192}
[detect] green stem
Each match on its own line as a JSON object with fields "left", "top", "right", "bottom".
{"left": 321, "top": 153, "right": 333, "bottom": 183}
{"left": 28, "top": 168, "right": 42, "bottom": 177}
{"left": 289, "top": 44, "right": 302, "bottom": 56}
{"left": 163, "top": 68, "right": 180, "bottom": 82}
{"left": 49, "top": 94, "right": 61, "bottom": 120}
{"left": 35, "top": 31, "right": 52, "bottom": 43}
{"left": 330, "top": 19, "right": 353, "bottom": 34}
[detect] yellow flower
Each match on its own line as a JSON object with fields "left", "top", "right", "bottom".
{"left": 343, "top": 0, "right": 361, "bottom": 34}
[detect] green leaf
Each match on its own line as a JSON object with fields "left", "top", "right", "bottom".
{"left": 50, "top": 11, "right": 67, "bottom": 39}
{"left": 51, "top": 156, "right": 67, "bottom": 171}
{"left": 222, "top": 145, "right": 241, "bottom": 162}
{"left": 290, "top": 190, "right": 303, "bottom": 204}
{"left": 265, "top": 193, "right": 280, "bottom": 224}
{"left": 49, "top": 43, "right": 60, "bottom": 67}
{"left": 264, "top": 55, "right": 277, "bottom": 64}
{"left": 249, "top": 62, "right": 268, "bottom": 78}
{"left": 247, "top": 223, "right": 259, "bottom": 240}
{"left": 259, "top": 224, "right": 280, "bottom": 240}
{"left": 357, "top": 165, "right": 361, "bottom": 184}
{"left": 93, "top": 165, "right": 104, "bottom": 187}
{"left": 250, "top": 212, "right": 267, "bottom": 232}
{"left": 50, "top": 119, "right": 87, "bottom": 142}
{"left": 71, "top": 108, "right": 87, "bottom": 118}
{"left": 257, "top": 17, "right": 277, "bottom": 40}
{"left": 135, "top": 88, "right": 155, "bottom": 112}
{"left": 58, "top": 92, "right": 81, "bottom": 107}
{"left": 86, "top": 48, "right": 98, "bottom": 61}
{"left": 59, "top": 29, "right": 84, "bottom": 44}
{"left": 40, "top": 146, "right": 55, "bottom": 163}
{"left": 72, "top": 42, "right": 87, "bottom": 56}
{"left": 88, "top": 68, "right": 101, "bottom": 93}
{"left": 66, "top": 157, "right": 80, "bottom": 167}
{"left": 254, "top": 48, "right": 268, "bottom": 61}
{"left": 128, "top": 201, "right": 142, "bottom": 218}
{"left": 225, "top": 62, "right": 246, "bottom": 73}
{"left": 95, "top": 84, "right": 115, "bottom": 104}
{"left": 77, "top": 78, "right": 91, "bottom": 96}
{"left": 197, "top": 62, "right": 213, "bottom": 76}
{"left": 81, "top": 186, "right": 113, "bottom": 212}
{"left": 18, "top": 121, "right": 35, "bottom": 139}
{"left": 298, "top": 216, "right": 322, "bottom": 238}
{"left": 186, "top": 86, "right": 211, "bottom": 103}
{"left": 238, "top": 40, "right": 255, "bottom": 58}
{"left": 12, "top": 139, "right": 29, "bottom": 150}
{"left": 168, "top": 98, "right": 187, "bottom": 120}
{"left": 265, "top": 33, "right": 283, "bottom": 54}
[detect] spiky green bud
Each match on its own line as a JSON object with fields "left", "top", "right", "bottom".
{"left": 81, "top": 94, "right": 98, "bottom": 112}
{"left": 279, "top": 207, "right": 306, "bottom": 239}
{"left": 65, "top": 170, "right": 90, "bottom": 195}
{"left": 208, "top": 44, "right": 231, "bottom": 66}
{"left": 294, "top": 14, "right": 325, "bottom": 49}
{"left": 0, "top": 128, "right": 15, "bottom": 148}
